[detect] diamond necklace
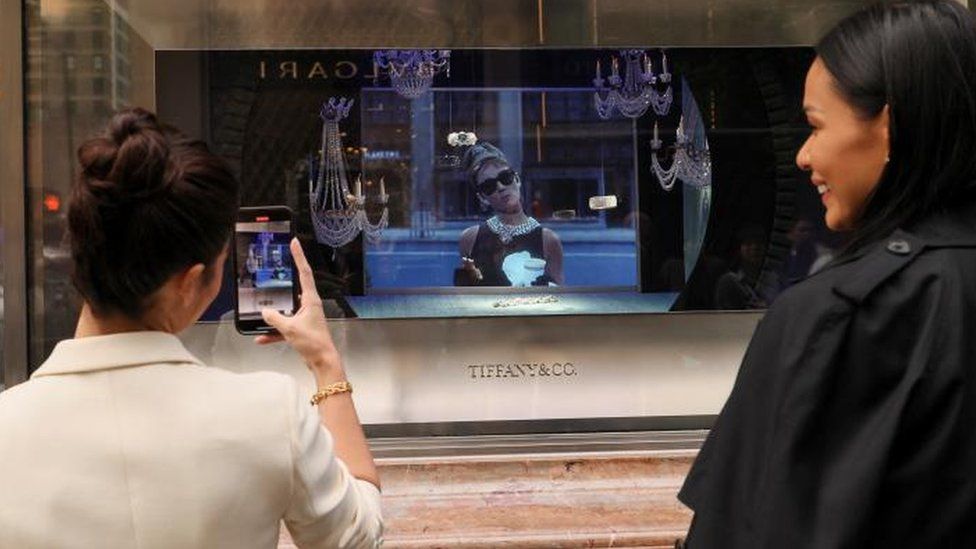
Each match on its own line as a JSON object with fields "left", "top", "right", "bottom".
{"left": 486, "top": 216, "right": 541, "bottom": 244}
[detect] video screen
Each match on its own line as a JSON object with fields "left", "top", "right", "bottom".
{"left": 161, "top": 47, "right": 830, "bottom": 321}
{"left": 361, "top": 88, "right": 640, "bottom": 293}
{"left": 234, "top": 221, "right": 294, "bottom": 319}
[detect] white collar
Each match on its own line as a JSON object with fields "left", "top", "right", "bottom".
{"left": 32, "top": 331, "right": 205, "bottom": 378}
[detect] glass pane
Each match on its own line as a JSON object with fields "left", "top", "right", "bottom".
{"left": 158, "top": 47, "right": 832, "bottom": 322}
{"left": 25, "top": 0, "right": 156, "bottom": 367}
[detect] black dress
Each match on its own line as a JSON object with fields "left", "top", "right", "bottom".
{"left": 679, "top": 202, "right": 976, "bottom": 548}
{"left": 459, "top": 221, "right": 552, "bottom": 286}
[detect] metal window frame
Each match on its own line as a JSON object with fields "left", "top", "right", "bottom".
{"left": 1, "top": 0, "right": 27, "bottom": 388}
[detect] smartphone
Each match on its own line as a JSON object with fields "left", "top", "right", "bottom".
{"left": 233, "top": 206, "right": 299, "bottom": 335}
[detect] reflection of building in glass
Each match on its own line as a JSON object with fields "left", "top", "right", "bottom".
{"left": 25, "top": 0, "right": 135, "bottom": 360}
{"left": 27, "top": 0, "right": 131, "bottom": 133}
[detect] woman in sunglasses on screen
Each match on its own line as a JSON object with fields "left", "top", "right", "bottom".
{"left": 455, "top": 141, "right": 565, "bottom": 287}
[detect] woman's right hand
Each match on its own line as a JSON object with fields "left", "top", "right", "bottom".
{"left": 256, "top": 238, "right": 343, "bottom": 378}
{"left": 460, "top": 256, "right": 483, "bottom": 281}
{"left": 259, "top": 240, "right": 381, "bottom": 493}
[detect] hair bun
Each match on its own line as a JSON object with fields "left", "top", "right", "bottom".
{"left": 68, "top": 107, "right": 239, "bottom": 319}
{"left": 78, "top": 107, "right": 172, "bottom": 202}
{"left": 109, "top": 108, "right": 160, "bottom": 145}
{"left": 461, "top": 141, "right": 508, "bottom": 178}
{"left": 77, "top": 136, "right": 119, "bottom": 182}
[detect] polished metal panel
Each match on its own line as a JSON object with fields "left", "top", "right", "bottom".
{"left": 114, "top": 0, "right": 877, "bottom": 50}
{"left": 1, "top": 0, "right": 28, "bottom": 387}
{"left": 179, "top": 311, "right": 762, "bottom": 435}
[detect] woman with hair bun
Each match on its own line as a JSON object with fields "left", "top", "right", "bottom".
{"left": 678, "top": 2, "right": 976, "bottom": 547}
{"left": 0, "top": 108, "right": 383, "bottom": 548}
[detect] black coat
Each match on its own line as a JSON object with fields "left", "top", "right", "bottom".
{"left": 679, "top": 202, "right": 976, "bottom": 548}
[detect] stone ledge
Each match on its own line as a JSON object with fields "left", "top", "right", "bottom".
{"left": 281, "top": 449, "right": 695, "bottom": 548}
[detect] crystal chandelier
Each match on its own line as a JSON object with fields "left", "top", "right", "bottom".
{"left": 593, "top": 49, "right": 673, "bottom": 119}
{"left": 650, "top": 117, "right": 712, "bottom": 191}
{"left": 650, "top": 76, "right": 712, "bottom": 191}
{"left": 373, "top": 50, "right": 451, "bottom": 99}
{"left": 309, "top": 97, "right": 388, "bottom": 253}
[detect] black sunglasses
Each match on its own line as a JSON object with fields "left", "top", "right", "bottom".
{"left": 475, "top": 169, "right": 520, "bottom": 196}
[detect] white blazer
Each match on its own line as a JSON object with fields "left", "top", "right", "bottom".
{"left": 0, "top": 331, "right": 383, "bottom": 548}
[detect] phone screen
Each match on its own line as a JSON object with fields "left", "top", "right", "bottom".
{"left": 234, "top": 208, "right": 296, "bottom": 332}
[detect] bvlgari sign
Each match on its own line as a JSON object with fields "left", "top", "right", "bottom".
{"left": 257, "top": 60, "right": 373, "bottom": 81}
{"left": 254, "top": 56, "right": 592, "bottom": 83}
{"left": 466, "top": 362, "right": 578, "bottom": 379}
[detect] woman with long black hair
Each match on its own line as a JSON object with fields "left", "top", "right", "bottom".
{"left": 679, "top": 1, "right": 976, "bottom": 546}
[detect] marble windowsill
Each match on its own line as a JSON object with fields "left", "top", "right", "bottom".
{"left": 279, "top": 443, "right": 696, "bottom": 548}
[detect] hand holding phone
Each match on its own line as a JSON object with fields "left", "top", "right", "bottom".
{"left": 255, "top": 238, "right": 343, "bottom": 377}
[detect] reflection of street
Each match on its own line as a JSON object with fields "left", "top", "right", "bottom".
{"left": 237, "top": 286, "right": 293, "bottom": 316}
{"left": 40, "top": 245, "right": 79, "bottom": 358}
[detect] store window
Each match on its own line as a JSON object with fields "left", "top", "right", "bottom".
{"left": 156, "top": 41, "right": 829, "bottom": 432}
{"left": 157, "top": 47, "right": 832, "bottom": 323}
{"left": 21, "top": 0, "right": 876, "bottom": 434}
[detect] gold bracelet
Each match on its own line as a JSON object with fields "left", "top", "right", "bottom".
{"left": 310, "top": 381, "right": 353, "bottom": 406}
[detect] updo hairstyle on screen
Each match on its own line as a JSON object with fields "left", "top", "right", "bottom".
{"left": 68, "top": 107, "right": 239, "bottom": 319}
{"left": 460, "top": 141, "right": 509, "bottom": 184}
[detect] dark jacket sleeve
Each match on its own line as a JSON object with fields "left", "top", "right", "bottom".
{"left": 679, "top": 257, "right": 950, "bottom": 548}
